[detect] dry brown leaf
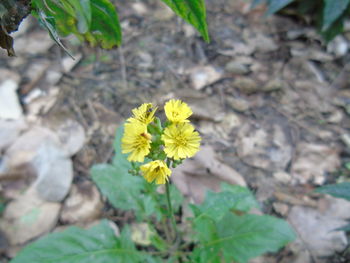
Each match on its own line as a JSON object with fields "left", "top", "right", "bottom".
{"left": 171, "top": 145, "right": 246, "bottom": 203}
{"left": 291, "top": 143, "right": 341, "bottom": 185}
{"left": 235, "top": 122, "right": 293, "bottom": 171}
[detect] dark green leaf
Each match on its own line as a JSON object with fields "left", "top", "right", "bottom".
{"left": 335, "top": 223, "right": 350, "bottom": 232}
{"left": 321, "top": 15, "right": 344, "bottom": 42}
{"left": 160, "top": 0, "right": 209, "bottom": 42}
{"left": 323, "top": 0, "right": 350, "bottom": 31}
{"left": 297, "top": 0, "right": 318, "bottom": 14}
{"left": 11, "top": 220, "right": 145, "bottom": 263}
{"left": 193, "top": 213, "right": 296, "bottom": 263}
{"left": 315, "top": 182, "right": 350, "bottom": 200}
{"left": 266, "top": 0, "right": 295, "bottom": 15}
{"left": 251, "top": 0, "right": 266, "bottom": 9}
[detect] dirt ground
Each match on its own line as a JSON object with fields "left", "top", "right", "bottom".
{"left": 0, "top": 0, "right": 350, "bottom": 262}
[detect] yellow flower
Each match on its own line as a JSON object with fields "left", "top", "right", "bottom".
{"left": 128, "top": 103, "right": 157, "bottom": 125}
{"left": 164, "top": 99, "right": 192, "bottom": 123}
{"left": 162, "top": 123, "right": 201, "bottom": 160}
{"left": 121, "top": 122, "right": 152, "bottom": 162}
{"left": 140, "top": 160, "right": 172, "bottom": 184}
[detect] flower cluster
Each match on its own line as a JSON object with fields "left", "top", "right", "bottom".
{"left": 121, "top": 99, "right": 201, "bottom": 184}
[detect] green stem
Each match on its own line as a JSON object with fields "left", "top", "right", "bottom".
{"left": 165, "top": 180, "right": 178, "bottom": 241}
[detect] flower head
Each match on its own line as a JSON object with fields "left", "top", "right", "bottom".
{"left": 140, "top": 160, "right": 172, "bottom": 184}
{"left": 164, "top": 99, "right": 192, "bottom": 123}
{"left": 121, "top": 122, "right": 152, "bottom": 162}
{"left": 128, "top": 103, "right": 157, "bottom": 125}
{"left": 162, "top": 123, "right": 201, "bottom": 160}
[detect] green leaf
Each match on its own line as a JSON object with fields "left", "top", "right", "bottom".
{"left": 321, "top": 16, "right": 344, "bottom": 42}
{"left": 112, "top": 124, "right": 132, "bottom": 171}
{"left": 191, "top": 246, "right": 221, "bottom": 263}
{"left": 193, "top": 213, "right": 296, "bottom": 263}
{"left": 335, "top": 223, "right": 350, "bottom": 232}
{"left": 251, "top": 0, "right": 266, "bottom": 9}
{"left": 266, "top": 0, "right": 295, "bottom": 15}
{"left": 91, "top": 164, "right": 157, "bottom": 220}
{"left": 71, "top": 0, "right": 92, "bottom": 34}
{"left": 11, "top": 220, "right": 145, "bottom": 263}
{"left": 322, "top": 0, "right": 350, "bottom": 31}
{"left": 193, "top": 184, "right": 259, "bottom": 220}
{"left": 93, "top": 124, "right": 183, "bottom": 221}
{"left": 160, "top": 0, "right": 209, "bottom": 42}
{"left": 221, "top": 183, "right": 260, "bottom": 212}
{"left": 315, "top": 182, "right": 350, "bottom": 201}
{"left": 88, "top": 0, "right": 122, "bottom": 48}
{"left": 35, "top": 10, "right": 74, "bottom": 58}
{"left": 32, "top": 0, "right": 121, "bottom": 49}
{"left": 91, "top": 164, "right": 180, "bottom": 221}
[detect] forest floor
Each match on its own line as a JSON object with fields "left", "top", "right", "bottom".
{"left": 0, "top": 0, "right": 350, "bottom": 262}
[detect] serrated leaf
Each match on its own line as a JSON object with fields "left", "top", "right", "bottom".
{"left": 160, "top": 0, "right": 209, "bottom": 42}
{"left": 315, "top": 182, "right": 350, "bottom": 201}
{"left": 221, "top": 183, "right": 260, "bottom": 212}
{"left": 193, "top": 184, "right": 259, "bottom": 220}
{"left": 322, "top": 0, "right": 350, "bottom": 31}
{"left": 194, "top": 213, "right": 296, "bottom": 263}
{"left": 11, "top": 220, "right": 145, "bottom": 263}
{"left": 266, "top": 0, "right": 295, "bottom": 15}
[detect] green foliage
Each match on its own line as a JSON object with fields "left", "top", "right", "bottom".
{"left": 160, "top": 0, "right": 209, "bottom": 42}
{"left": 11, "top": 220, "right": 157, "bottom": 263}
{"left": 193, "top": 184, "right": 259, "bottom": 220}
{"left": 266, "top": 0, "right": 294, "bottom": 15}
{"left": 190, "top": 184, "right": 296, "bottom": 263}
{"left": 253, "top": 0, "right": 350, "bottom": 41}
{"left": 323, "top": 0, "right": 350, "bottom": 31}
{"left": 92, "top": 125, "right": 183, "bottom": 221}
{"left": 14, "top": 123, "right": 295, "bottom": 263}
{"left": 31, "top": 0, "right": 122, "bottom": 49}
{"left": 316, "top": 182, "right": 350, "bottom": 201}
{"left": 28, "top": 0, "right": 209, "bottom": 53}
{"left": 336, "top": 223, "right": 350, "bottom": 232}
